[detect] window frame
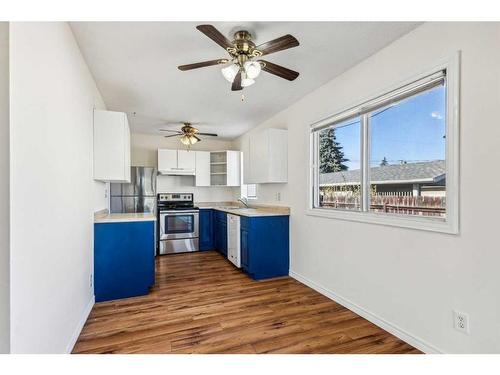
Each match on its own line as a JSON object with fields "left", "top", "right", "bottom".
{"left": 307, "top": 53, "right": 460, "bottom": 234}
{"left": 240, "top": 152, "right": 258, "bottom": 200}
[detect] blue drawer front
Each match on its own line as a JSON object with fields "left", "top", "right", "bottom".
{"left": 94, "top": 221, "right": 155, "bottom": 302}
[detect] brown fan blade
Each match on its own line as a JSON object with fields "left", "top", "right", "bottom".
{"left": 255, "top": 34, "right": 299, "bottom": 57}
{"left": 164, "top": 134, "right": 180, "bottom": 138}
{"left": 231, "top": 69, "right": 242, "bottom": 91}
{"left": 197, "top": 132, "right": 218, "bottom": 137}
{"left": 193, "top": 135, "right": 202, "bottom": 143}
{"left": 178, "top": 59, "right": 228, "bottom": 71}
{"left": 196, "top": 25, "right": 233, "bottom": 51}
{"left": 159, "top": 129, "right": 182, "bottom": 133}
{"left": 259, "top": 60, "right": 299, "bottom": 81}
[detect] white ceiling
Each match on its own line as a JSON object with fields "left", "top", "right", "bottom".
{"left": 71, "top": 22, "right": 420, "bottom": 139}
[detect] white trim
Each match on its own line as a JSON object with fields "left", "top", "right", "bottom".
{"left": 308, "top": 52, "right": 460, "bottom": 234}
{"left": 289, "top": 270, "right": 443, "bottom": 354}
{"left": 320, "top": 177, "right": 440, "bottom": 186}
{"left": 65, "top": 295, "right": 94, "bottom": 354}
{"left": 306, "top": 207, "right": 452, "bottom": 234}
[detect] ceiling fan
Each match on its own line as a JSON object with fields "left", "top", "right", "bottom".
{"left": 178, "top": 25, "right": 300, "bottom": 91}
{"left": 160, "top": 122, "right": 217, "bottom": 147}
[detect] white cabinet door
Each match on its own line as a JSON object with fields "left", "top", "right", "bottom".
{"left": 195, "top": 151, "right": 210, "bottom": 186}
{"left": 123, "top": 116, "right": 131, "bottom": 182}
{"left": 267, "top": 129, "right": 287, "bottom": 183}
{"left": 177, "top": 150, "right": 196, "bottom": 170}
{"left": 226, "top": 151, "right": 241, "bottom": 186}
{"left": 93, "top": 109, "right": 131, "bottom": 183}
{"left": 241, "top": 138, "right": 252, "bottom": 185}
{"left": 245, "top": 128, "right": 287, "bottom": 184}
{"left": 158, "top": 149, "right": 178, "bottom": 172}
{"left": 249, "top": 131, "right": 268, "bottom": 183}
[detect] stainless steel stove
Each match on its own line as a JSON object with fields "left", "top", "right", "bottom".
{"left": 157, "top": 193, "right": 199, "bottom": 255}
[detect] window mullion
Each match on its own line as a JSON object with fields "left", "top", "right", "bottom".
{"left": 361, "top": 114, "right": 370, "bottom": 212}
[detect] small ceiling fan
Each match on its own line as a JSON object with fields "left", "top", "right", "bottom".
{"left": 178, "top": 25, "right": 300, "bottom": 91}
{"left": 160, "top": 122, "right": 217, "bottom": 147}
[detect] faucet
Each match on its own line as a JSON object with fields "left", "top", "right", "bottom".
{"left": 238, "top": 197, "right": 249, "bottom": 208}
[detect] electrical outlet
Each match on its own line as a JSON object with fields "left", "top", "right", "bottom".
{"left": 90, "top": 274, "right": 93, "bottom": 288}
{"left": 104, "top": 188, "right": 108, "bottom": 199}
{"left": 454, "top": 310, "right": 470, "bottom": 334}
{"left": 276, "top": 192, "right": 281, "bottom": 201}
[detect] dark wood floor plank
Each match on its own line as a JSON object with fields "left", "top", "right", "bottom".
{"left": 73, "top": 251, "right": 420, "bottom": 354}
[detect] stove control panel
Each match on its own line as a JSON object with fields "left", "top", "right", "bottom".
{"left": 158, "top": 193, "right": 193, "bottom": 202}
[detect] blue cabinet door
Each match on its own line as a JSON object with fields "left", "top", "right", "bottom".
{"left": 214, "top": 211, "right": 227, "bottom": 256}
{"left": 240, "top": 227, "right": 249, "bottom": 272}
{"left": 240, "top": 216, "right": 289, "bottom": 280}
{"left": 94, "top": 220, "right": 155, "bottom": 302}
{"left": 220, "top": 221, "right": 227, "bottom": 256}
{"left": 199, "top": 209, "right": 214, "bottom": 251}
{"left": 214, "top": 216, "right": 221, "bottom": 253}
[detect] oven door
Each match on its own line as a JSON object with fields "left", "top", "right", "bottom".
{"left": 159, "top": 210, "right": 199, "bottom": 240}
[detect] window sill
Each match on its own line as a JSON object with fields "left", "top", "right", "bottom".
{"left": 306, "top": 208, "right": 458, "bottom": 234}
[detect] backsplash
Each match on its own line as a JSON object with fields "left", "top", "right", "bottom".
{"left": 156, "top": 175, "right": 238, "bottom": 202}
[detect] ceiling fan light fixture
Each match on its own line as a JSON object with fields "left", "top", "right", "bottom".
{"left": 241, "top": 77, "right": 255, "bottom": 87}
{"left": 180, "top": 134, "right": 200, "bottom": 146}
{"left": 221, "top": 63, "right": 239, "bottom": 83}
{"left": 243, "top": 61, "right": 261, "bottom": 79}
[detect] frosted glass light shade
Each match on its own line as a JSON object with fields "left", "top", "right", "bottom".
{"left": 180, "top": 135, "right": 199, "bottom": 145}
{"left": 244, "top": 61, "right": 261, "bottom": 79}
{"left": 241, "top": 78, "right": 255, "bottom": 87}
{"left": 221, "top": 63, "right": 239, "bottom": 82}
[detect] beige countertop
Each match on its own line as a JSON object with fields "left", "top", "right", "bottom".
{"left": 196, "top": 201, "right": 290, "bottom": 217}
{"left": 94, "top": 209, "right": 157, "bottom": 224}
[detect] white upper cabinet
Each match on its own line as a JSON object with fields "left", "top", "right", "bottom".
{"left": 177, "top": 150, "right": 196, "bottom": 170}
{"left": 157, "top": 149, "right": 177, "bottom": 171}
{"left": 195, "top": 151, "right": 211, "bottom": 186}
{"left": 158, "top": 148, "right": 240, "bottom": 186}
{"left": 93, "top": 109, "right": 131, "bottom": 183}
{"left": 158, "top": 149, "right": 196, "bottom": 175}
{"left": 226, "top": 150, "right": 241, "bottom": 186}
{"left": 244, "top": 128, "right": 287, "bottom": 184}
{"left": 210, "top": 151, "right": 241, "bottom": 187}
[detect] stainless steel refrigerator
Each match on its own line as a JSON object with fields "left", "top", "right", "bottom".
{"left": 110, "top": 167, "right": 157, "bottom": 213}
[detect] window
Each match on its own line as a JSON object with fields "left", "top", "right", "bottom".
{"left": 241, "top": 183, "right": 257, "bottom": 199}
{"left": 318, "top": 117, "right": 361, "bottom": 211}
{"left": 240, "top": 153, "right": 257, "bottom": 199}
{"left": 310, "top": 58, "right": 459, "bottom": 233}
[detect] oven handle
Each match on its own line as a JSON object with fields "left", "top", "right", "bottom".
{"left": 159, "top": 210, "right": 200, "bottom": 215}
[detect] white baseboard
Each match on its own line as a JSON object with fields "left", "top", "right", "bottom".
{"left": 65, "top": 295, "right": 94, "bottom": 354}
{"left": 289, "top": 270, "right": 443, "bottom": 354}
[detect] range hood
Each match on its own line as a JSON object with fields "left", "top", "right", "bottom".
{"left": 158, "top": 168, "right": 195, "bottom": 176}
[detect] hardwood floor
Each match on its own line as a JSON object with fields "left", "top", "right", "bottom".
{"left": 73, "top": 251, "right": 420, "bottom": 354}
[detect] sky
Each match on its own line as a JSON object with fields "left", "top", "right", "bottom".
{"left": 323, "top": 84, "right": 446, "bottom": 171}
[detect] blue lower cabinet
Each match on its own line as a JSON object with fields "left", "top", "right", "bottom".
{"left": 94, "top": 220, "right": 155, "bottom": 302}
{"left": 214, "top": 211, "right": 227, "bottom": 256}
{"left": 240, "top": 215, "right": 289, "bottom": 280}
{"left": 199, "top": 209, "right": 214, "bottom": 251}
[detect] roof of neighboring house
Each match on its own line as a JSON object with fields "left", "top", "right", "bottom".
{"left": 319, "top": 160, "right": 446, "bottom": 186}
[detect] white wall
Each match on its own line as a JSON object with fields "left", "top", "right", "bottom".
{"left": 234, "top": 23, "right": 500, "bottom": 353}
{"left": 0, "top": 22, "right": 10, "bottom": 354}
{"left": 132, "top": 132, "right": 238, "bottom": 202}
{"left": 9, "top": 22, "right": 106, "bottom": 353}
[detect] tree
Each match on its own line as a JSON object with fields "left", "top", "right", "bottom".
{"left": 380, "top": 156, "right": 388, "bottom": 166}
{"left": 319, "top": 128, "right": 349, "bottom": 173}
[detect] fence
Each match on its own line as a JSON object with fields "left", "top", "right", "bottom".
{"left": 320, "top": 193, "right": 446, "bottom": 217}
